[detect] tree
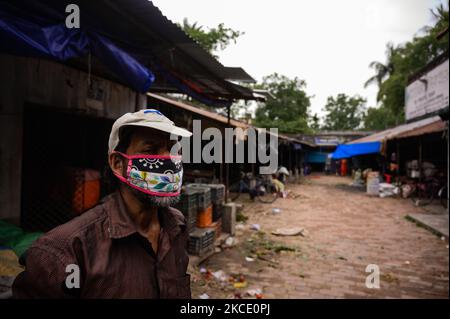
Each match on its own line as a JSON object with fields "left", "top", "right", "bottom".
{"left": 364, "top": 42, "right": 396, "bottom": 99}
{"left": 253, "top": 73, "right": 312, "bottom": 134}
{"left": 180, "top": 18, "right": 243, "bottom": 57}
{"left": 364, "top": 3, "right": 449, "bottom": 125}
{"left": 322, "top": 94, "right": 366, "bottom": 131}
{"left": 363, "top": 106, "right": 396, "bottom": 130}
{"left": 310, "top": 113, "right": 321, "bottom": 131}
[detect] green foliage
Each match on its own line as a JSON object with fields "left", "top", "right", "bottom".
{"left": 322, "top": 94, "right": 367, "bottom": 130}
{"left": 363, "top": 106, "right": 397, "bottom": 130}
{"left": 364, "top": 3, "right": 449, "bottom": 126}
{"left": 310, "top": 113, "right": 321, "bottom": 131}
{"left": 253, "top": 73, "right": 312, "bottom": 134}
{"left": 364, "top": 42, "right": 396, "bottom": 92}
{"left": 180, "top": 18, "right": 243, "bottom": 57}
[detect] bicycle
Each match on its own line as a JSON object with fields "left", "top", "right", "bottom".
{"left": 229, "top": 172, "right": 279, "bottom": 204}
{"left": 438, "top": 185, "right": 448, "bottom": 209}
{"left": 409, "top": 177, "right": 444, "bottom": 207}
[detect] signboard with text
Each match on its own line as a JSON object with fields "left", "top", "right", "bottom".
{"left": 405, "top": 59, "right": 449, "bottom": 121}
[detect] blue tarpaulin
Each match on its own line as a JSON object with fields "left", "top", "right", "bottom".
{"left": 0, "top": 0, "right": 243, "bottom": 107}
{"left": 305, "top": 151, "right": 328, "bottom": 163}
{"left": 0, "top": 8, "right": 155, "bottom": 93}
{"left": 331, "top": 141, "right": 381, "bottom": 159}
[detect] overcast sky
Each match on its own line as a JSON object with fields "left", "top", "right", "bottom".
{"left": 152, "top": 0, "right": 445, "bottom": 117}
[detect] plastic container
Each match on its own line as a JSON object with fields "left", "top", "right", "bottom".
{"left": 384, "top": 174, "right": 392, "bottom": 184}
{"left": 208, "top": 218, "right": 222, "bottom": 240}
{"left": 71, "top": 168, "right": 101, "bottom": 215}
{"left": 197, "top": 205, "right": 213, "bottom": 228}
{"left": 188, "top": 183, "right": 225, "bottom": 204}
{"left": 188, "top": 227, "right": 215, "bottom": 256}
{"left": 186, "top": 185, "right": 211, "bottom": 211}
{"left": 175, "top": 188, "right": 198, "bottom": 211}
{"left": 183, "top": 206, "right": 197, "bottom": 233}
{"left": 366, "top": 171, "right": 380, "bottom": 196}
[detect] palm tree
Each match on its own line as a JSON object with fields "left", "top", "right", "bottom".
{"left": 420, "top": 2, "right": 449, "bottom": 36}
{"left": 364, "top": 43, "right": 396, "bottom": 101}
{"left": 430, "top": 2, "right": 449, "bottom": 28}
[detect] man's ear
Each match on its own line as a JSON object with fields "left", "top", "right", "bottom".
{"left": 109, "top": 153, "right": 125, "bottom": 176}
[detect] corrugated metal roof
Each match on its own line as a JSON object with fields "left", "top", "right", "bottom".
{"left": 222, "top": 67, "right": 256, "bottom": 83}
{"left": 3, "top": 0, "right": 257, "bottom": 104}
{"left": 395, "top": 119, "right": 446, "bottom": 139}
{"left": 348, "top": 116, "right": 445, "bottom": 144}
{"left": 148, "top": 93, "right": 311, "bottom": 146}
{"left": 248, "top": 128, "right": 312, "bottom": 146}
{"left": 148, "top": 93, "right": 249, "bottom": 129}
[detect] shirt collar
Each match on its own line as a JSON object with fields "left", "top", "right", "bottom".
{"left": 105, "top": 191, "right": 185, "bottom": 240}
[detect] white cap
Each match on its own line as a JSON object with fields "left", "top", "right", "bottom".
{"left": 277, "top": 166, "right": 290, "bottom": 176}
{"left": 108, "top": 109, "right": 192, "bottom": 153}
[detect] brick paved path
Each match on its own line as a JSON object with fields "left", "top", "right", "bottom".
{"left": 190, "top": 175, "right": 449, "bottom": 299}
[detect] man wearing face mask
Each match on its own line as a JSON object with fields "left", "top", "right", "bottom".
{"left": 12, "top": 109, "right": 193, "bottom": 298}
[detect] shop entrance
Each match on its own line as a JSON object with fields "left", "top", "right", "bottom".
{"left": 21, "top": 104, "right": 113, "bottom": 232}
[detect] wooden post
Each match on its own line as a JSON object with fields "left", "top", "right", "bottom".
{"left": 225, "top": 105, "right": 230, "bottom": 202}
{"left": 418, "top": 136, "right": 422, "bottom": 182}
{"left": 396, "top": 139, "right": 400, "bottom": 181}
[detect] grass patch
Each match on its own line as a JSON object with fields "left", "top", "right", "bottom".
{"left": 236, "top": 211, "right": 248, "bottom": 222}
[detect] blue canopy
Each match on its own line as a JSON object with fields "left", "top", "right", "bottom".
{"left": 331, "top": 141, "right": 381, "bottom": 159}
{"left": 0, "top": 6, "right": 155, "bottom": 93}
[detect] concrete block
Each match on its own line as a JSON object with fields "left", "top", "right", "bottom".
{"left": 222, "top": 203, "right": 236, "bottom": 236}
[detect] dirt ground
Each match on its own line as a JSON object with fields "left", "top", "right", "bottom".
{"left": 189, "top": 175, "right": 449, "bottom": 299}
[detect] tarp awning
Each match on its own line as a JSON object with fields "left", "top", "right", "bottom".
{"left": 348, "top": 116, "right": 445, "bottom": 144}
{"left": 0, "top": 0, "right": 259, "bottom": 106}
{"left": 331, "top": 141, "right": 381, "bottom": 159}
{"left": 0, "top": 6, "right": 155, "bottom": 93}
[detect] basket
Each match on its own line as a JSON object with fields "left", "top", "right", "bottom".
{"left": 188, "top": 227, "right": 215, "bottom": 256}
{"left": 197, "top": 205, "right": 213, "bottom": 228}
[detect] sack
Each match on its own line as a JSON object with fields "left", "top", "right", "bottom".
{"left": 0, "top": 220, "right": 42, "bottom": 258}
{"left": 11, "top": 233, "right": 43, "bottom": 258}
{"left": 0, "top": 220, "right": 23, "bottom": 245}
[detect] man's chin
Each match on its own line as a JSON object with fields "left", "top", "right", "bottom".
{"left": 144, "top": 194, "right": 181, "bottom": 208}
{"left": 130, "top": 187, "right": 180, "bottom": 208}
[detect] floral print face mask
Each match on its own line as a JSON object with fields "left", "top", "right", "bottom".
{"left": 113, "top": 151, "right": 183, "bottom": 197}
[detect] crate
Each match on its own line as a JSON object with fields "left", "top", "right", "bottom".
{"left": 71, "top": 168, "right": 101, "bottom": 215}
{"left": 186, "top": 185, "right": 211, "bottom": 211}
{"left": 188, "top": 228, "right": 216, "bottom": 256}
{"left": 189, "top": 183, "right": 225, "bottom": 204}
{"left": 208, "top": 218, "right": 222, "bottom": 240}
{"left": 180, "top": 206, "right": 197, "bottom": 233}
{"left": 197, "top": 205, "right": 213, "bottom": 228}
{"left": 212, "top": 202, "right": 224, "bottom": 221}
{"left": 174, "top": 188, "right": 198, "bottom": 212}
{"left": 207, "top": 184, "right": 225, "bottom": 204}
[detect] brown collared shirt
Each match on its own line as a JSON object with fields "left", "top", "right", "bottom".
{"left": 12, "top": 191, "right": 191, "bottom": 299}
